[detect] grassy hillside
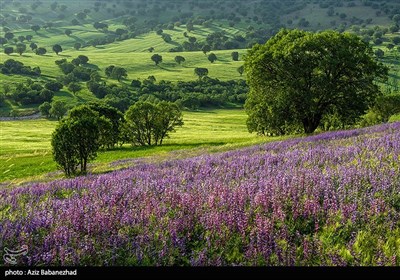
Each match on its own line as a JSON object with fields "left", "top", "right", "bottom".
{"left": 0, "top": 109, "right": 274, "bottom": 184}
{"left": 0, "top": 47, "right": 246, "bottom": 82}
{"left": 1, "top": 0, "right": 400, "bottom": 116}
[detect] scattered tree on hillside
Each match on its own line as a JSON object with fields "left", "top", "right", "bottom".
{"left": 26, "top": 35, "right": 33, "bottom": 42}
{"left": 93, "top": 22, "right": 108, "bottom": 30}
{"left": 174, "top": 55, "right": 186, "bottom": 65}
{"left": 39, "top": 101, "right": 51, "bottom": 118}
{"left": 186, "top": 22, "right": 194, "bottom": 32}
{"left": 30, "top": 42, "right": 38, "bottom": 51}
{"left": 50, "top": 100, "right": 68, "bottom": 120}
{"left": 5, "top": 32, "right": 14, "bottom": 41}
{"left": 76, "top": 12, "right": 87, "bottom": 21}
{"left": 375, "top": 48, "right": 384, "bottom": 58}
{"left": 148, "top": 47, "right": 155, "bottom": 53}
{"left": 45, "top": 81, "right": 63, "bottom": 92}
{"left": 201, "top": 44, "right": 211, "bottom": 55}
{"left": 115, "top": 28, "right": 128, "bottom": 37}
{"left": 68, "top": 82, "right": 82, "bottom": 94}
{"left": 52, "top": 44, "right": 62, "bottom": 55}
{"left": 31, "top": 25, "right": 40, "bottom": 34}
{"left": 125, "top": 101, "right": 183, "bottom": 146}
{"left": 65, "top": 29, "right": 72, "bottom": 36}
{"left": 77, "top": 55, "right": 89, "bottom": 64}
{"left": 188, "top": 36, "right": 197, "bottom": 44}
{"left": 15, "top": 43, "right": 26, "bottom": 56}
{"left": 36, "top": 47, "right": 47, "bottom": 55}
{"left": 111, "top": 67, "right": 128, "bottom": 81}
{"left": 245, "top": 29, "right": 388, "bottom": 135}
{"left": 194, "top": 67, "right": 208, "bottom": 80}
{"left": 105, "top": 65, "right": 115, "bottom": 77}
{"left": 4, "top": 47, "right": 13, "bottom": 55}
{"left": 0, "top": 37, "right": 7, "bottom": 45}
{"left": 392, "top": 36, "right": 400, "bottom": 45}
{"left": 151, "top": 54, "right": 163, "bottom": 65}
{"left": 237, "top": 65, "right": 244, "bottom": 76}
{"left": 74, "top": 42, "right": 82, "bottom": 50}
{"left": 393, "top": 14, "right": 400, "bottom": 24}
{"left": 208, "top": 53, "right": 217, "bottom": 63}
{"left": 231, "top": 51, "right": 239, "bottom": 61}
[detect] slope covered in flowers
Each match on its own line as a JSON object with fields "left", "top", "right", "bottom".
{"left": 1, "top": 122, "right": 400, "bottom": 266}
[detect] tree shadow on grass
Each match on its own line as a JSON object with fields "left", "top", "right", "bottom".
{"left": 58, "top": 54, "right": 72, "bottom": 58}
{"left": 159, "top": 66, "right": 181, "bottom": 72}
{"left": 70, "top": 35, "right": 85, "bottom": 43}
{"left": 36, "top": 33, "right": 50, "bottom": 38}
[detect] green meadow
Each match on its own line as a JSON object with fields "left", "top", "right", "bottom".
{"left": 0, "top": 109, "right": 277, "bottom": 184}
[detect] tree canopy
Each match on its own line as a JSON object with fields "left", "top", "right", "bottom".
{"left": 51, "top": 105, "right": 101, "bottom": 176}
{"left": 151, "top": 54, "right": 163, "bottom": 65}
{"left": 125, "top": 101, "right": 183, "bottom": 146}
{"left": 245, "top": 29, "right": 388, "bottom": 135}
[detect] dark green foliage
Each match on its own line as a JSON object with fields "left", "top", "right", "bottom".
{"left": 151, "top": 54, "right": 163, "bottom": 65}
{"left": 208, "top": 53, "right": 217, "bottom": 63}
{"left": 36, "top": 47, "right": 47, "bottom": 55}
{"left": 4, "top": 47, "right": 13, "bottom": 55}
{"left": 31, "top": 25, "right": 40, "bottom": 33}
{"left": 125, "top": 101, "right": 183, "bottom": 146}
{"left": 52, "top": 44, "right": 62, "bottom": 55}
{"left": 5, "top": 32, "right": 14, "bottom": 40}
{"left": 52, "top": 105, "right": 101, "bottom": 176}
{"left": 39, "top": 102, "right": 51, "bottom": 117}
{"left": 87, "top": 102, "right": 125, "bottom": 149}
{"left": 174, "top": 55, "right": 185, "bottom": 65}
{"left": 0, "top": 59, "right": 41, "bottom": 77}
{"left": 74, "top": 42, "right": 82, "bottom": 50}
{"left": 231, "top": 51, "right": 239, "bottom": 61}
{"left": 194, "top": 67, "right": 208, "bottom": 79}
{"left": 237, "top": 65, "right": 244, "bottom": 76}
{"left": 68, "top": 82, "right": 82, "bottom": 94}
{"left": 50, "top": 100, "right": 68, "bottom": 120}
{"left": 375, "top": 48, "right": 384, "bottom": 58}
{"left": 373, "top": 94, "right": 400, "bottom": 122}
{"left": 201, "top": 44, "right": 211, "bottom": 55}
{"left": 245, "top": 29, "right": 388, "bottom": 135}
{"left": 30, "top": 42, "right": 38, "bottom": 51}
{"left": 45, "top": 81, "right": 63, "bottom": 92}
{"left": 15, "top": 43, "right": 26, "bottom": 55}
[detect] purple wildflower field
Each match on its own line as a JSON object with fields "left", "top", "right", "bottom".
{"left": 1, "top": 122, "right": 399, "bottom": 266}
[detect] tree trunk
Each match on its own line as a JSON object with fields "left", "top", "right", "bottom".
{"left": 302, "top": 115, "right": 321, "bottom": 134}
{"left": 82, "top": 158, "right": 87, "bottom": 174}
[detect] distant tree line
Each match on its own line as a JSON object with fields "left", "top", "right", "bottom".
{"left": 3, "top": 79, "right": 61, "bottom": 106}
{"left": 86, "top": 76, "right": 248, "bottom": 111}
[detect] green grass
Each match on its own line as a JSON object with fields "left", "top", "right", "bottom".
{"left": 389, "top": 113, "right": 400, "bottom": 122}
{"left": 0, "top": 109, "right": 276, "bottom": 184}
